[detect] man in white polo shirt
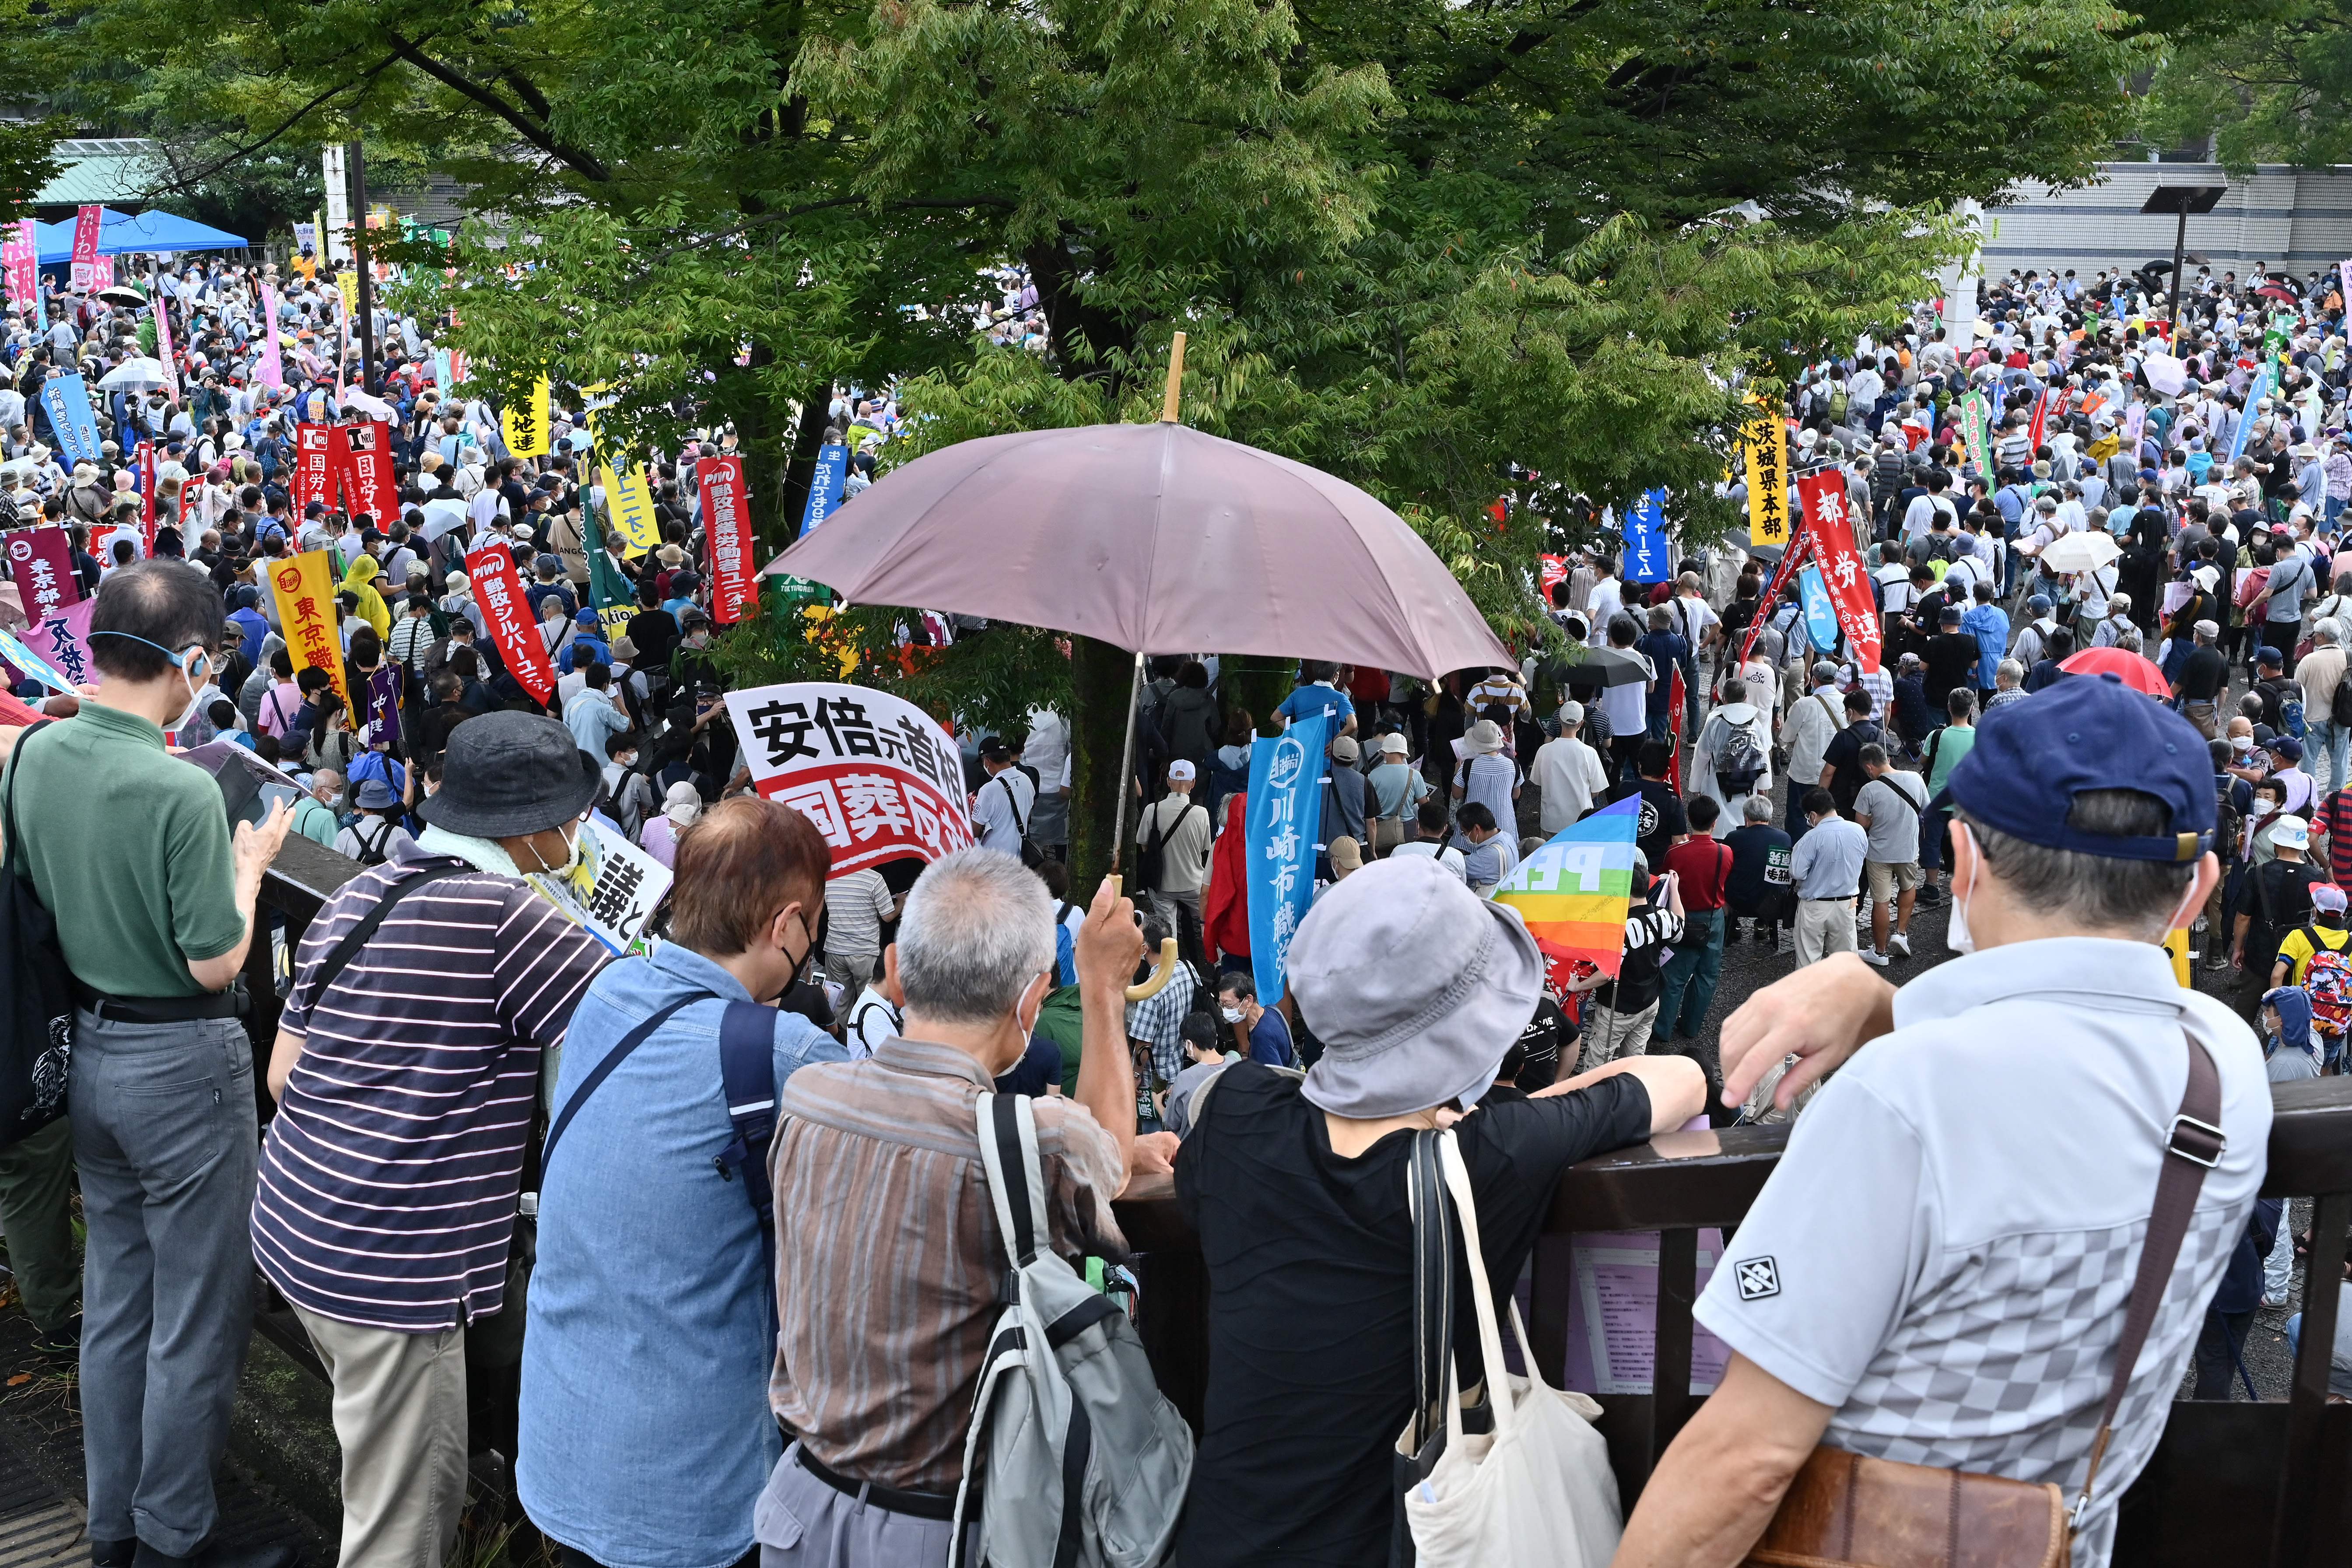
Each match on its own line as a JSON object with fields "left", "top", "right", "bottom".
{"left": 1617, "top": 677, "right": 2268, "bottom": 1568}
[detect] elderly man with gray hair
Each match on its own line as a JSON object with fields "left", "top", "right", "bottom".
{"left": 2297, "top": 617, "right": 2351, "bottom": 792}
{"left": 756, "top": 849, "right": 1150, "bottom": 1565}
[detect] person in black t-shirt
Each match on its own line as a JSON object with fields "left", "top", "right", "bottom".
{"left": 1173, "top": 857, "right": 1704, "bottom": 1568}
{"left": 1818, "top": 686, "right": 1883, "bottom": 817}
{"left": 1922, "top": 604, "right": 1982, "bottom": 710}
{"left": 1618, "top": 738, "right": 1688, "bottom": 870}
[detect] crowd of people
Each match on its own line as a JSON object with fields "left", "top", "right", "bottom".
{"left": 0, "top": 249, "right": 2340, "bottom": 1568}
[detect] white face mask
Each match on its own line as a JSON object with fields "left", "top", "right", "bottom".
{"left": 1220, "top": 1007, "right": 1245, "bottom": 1024}
{"left": 1948, "top": 823, "right": 1979, "bottom": 956}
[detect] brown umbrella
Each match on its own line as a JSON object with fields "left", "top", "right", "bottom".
{"left": 766, "top": 410, "right": 1509, "bottom": 681}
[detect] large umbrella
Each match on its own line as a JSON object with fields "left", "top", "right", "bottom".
{"left": 2033, "top": 530, "right": 2121, "bottom": 575}
{"left": 2058, "top": 647, "right": 2168, "bottom": 697}
{"left": 96, "top": 285, "right": 148, "bottom": 308}
{"left": 766, "top": 408, "right": 1507, "bottom": 680}
{"left": 1541, "top": 646, "right": 1652, "bottom": 690}
{"left": 96, "top": 357, "right": 170, "bottom": 392}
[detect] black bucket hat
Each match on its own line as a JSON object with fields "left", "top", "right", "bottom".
{"left": 419, "top": 711, "right": 602, "bottom": 838}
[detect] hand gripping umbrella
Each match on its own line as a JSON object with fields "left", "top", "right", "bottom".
{"left": 767, "top": 333, "right": 1510, "bottom": 844}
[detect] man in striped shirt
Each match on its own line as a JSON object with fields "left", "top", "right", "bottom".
{"left": 253, "top": 711, "right": 612, "bottom": 1568}
{"left": 757, "top": 850, "right": 1150, "bottom": 1562}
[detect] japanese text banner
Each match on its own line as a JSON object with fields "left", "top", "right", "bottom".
{"left": 799, "top": 442, "right": 849, "bottom": 537}
{"left": 69, "top": 206, "right": 102, "bottom": 292}
{"left": 1740, "top": 400, "right": 1789, "bottom": 549}
{"left": 1, "top": 221, "right": 34, "bottom": 312}
{"left": 1795, "top": 468, "right": 1880, "bottom": 673}
{"left": 724, "top": 681, "right": 976, "bottom": 877}
{"left": 7, "top": 528, "right": 79, "bottom": 622}
{"left": 1246, "top": 712, "right": 1331, "bottom": 1007}
{"left": 294, "top": 424, "right": 337, "bottom": 511}
{"left": 525, "top": 819, "right": 672, "bottom": 956}
{"left": 1623, "top": 488, "right": 1672, "bottom": 584}
{"left": 39, "top": 375, "right": 103, "bottom": 468}
{"left": 698, "top": 456, "right": 757, "bottom": 624}
{"left": 501, "top": 376, "right": 551, "bottom": 458}
{"left": 335, "top": 421, "right": 400, "bottom": 526}
{"left": 266, "top": 551, "right": 351, "bottom": 711}
{"left": 601, "top": 464, "right": 660, "bottom": 558}
{"left": 7, "top": 602, "right": 93, "bottom": 694}
{"left": 468, "top": 545, "right": 557, "bottom": 705}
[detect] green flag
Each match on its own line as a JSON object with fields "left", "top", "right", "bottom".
{"left": 581, "top": 495, "right": 636, "bottom": 641}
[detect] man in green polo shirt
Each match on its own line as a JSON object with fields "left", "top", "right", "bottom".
{"left": 4, "top": 559, "right": 293, "bottom": 1568}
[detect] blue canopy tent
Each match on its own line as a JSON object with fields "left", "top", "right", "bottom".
{"left": 34, "top": 207, "right": 250, "bottom": 263}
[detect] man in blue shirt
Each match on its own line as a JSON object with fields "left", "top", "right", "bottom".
{"left": 519, "top": 795, "right": 848, "bottom": 1568}
{"left": 1958, "top": 581, "right": 2010, "bottom": 697}
{"left": 1272, "top": 661, "right": 1356, "bottom": 736}
{"left": 1215, "top": 970, "right": 1294, "bottom": 1066}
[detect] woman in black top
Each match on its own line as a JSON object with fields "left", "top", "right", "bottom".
{"left": 1173, "top": 856, "right": 1704, "bottom": 1566}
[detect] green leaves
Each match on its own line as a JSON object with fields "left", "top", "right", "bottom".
{"left": 2142, "top": 0, "right": 2352, "bottom": 173}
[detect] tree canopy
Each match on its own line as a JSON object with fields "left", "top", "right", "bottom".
{"left": 2142, "top": 0, "right": 2352, "bottom": 173}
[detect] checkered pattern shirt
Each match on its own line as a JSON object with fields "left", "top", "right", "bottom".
{"left": 1125, "top": 959, "right": 1200, "bottom": 1087}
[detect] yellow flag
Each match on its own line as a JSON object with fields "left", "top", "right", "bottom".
{"left": 265, "top": 550, "right": 351, "bottom": 712}
{"left": 501, "top": 376, "right": 551, "bottom": 457}
{"left": 601, "top": 463, "right": 661, "bottom": 558}
{"left": 1741, "top": 398, "right": 1790, "bottom": 548}
{"left": 336, "top": 270, "right": 359, "bottom": 314}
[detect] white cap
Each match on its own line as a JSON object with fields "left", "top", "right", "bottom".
{"left": 1167, "top": 759, "right": 1196, "bottom": 782}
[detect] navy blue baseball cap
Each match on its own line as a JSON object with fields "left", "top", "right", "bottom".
{"left": 1946, "top": 674, "right": 2215, "bottom": 864}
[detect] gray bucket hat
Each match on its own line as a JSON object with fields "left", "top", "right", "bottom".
{"left": 1288, "top": 856, "right": 1544, "bottom": 1119}
{"left": 418, "top": 710, "right": 602, "bottom": 838}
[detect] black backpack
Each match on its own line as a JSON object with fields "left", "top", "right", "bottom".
{"left": 350, "top": 817, "right": 399, "bottom": 867}
{"left": 0, "top": 724, "right": 74, "bottom": 1147}
{"left": 1136, "top": 798, "right": 1197, "bottom": 891}
{"left": 2330, "top": 669, "right": 2352, "bottom": 730}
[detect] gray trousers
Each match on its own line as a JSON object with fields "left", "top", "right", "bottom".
{"left": 71, "top": 1010, "right": 259, "bottom": 1555}
{"left": 757, "top": 1445, "right": 978, "bottom": 1568}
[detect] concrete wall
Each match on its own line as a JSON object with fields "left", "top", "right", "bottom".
{"left": 1979, "top": 162, "right": 2352, "bottom": 279}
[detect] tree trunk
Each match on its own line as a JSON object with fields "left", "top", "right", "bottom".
{"left": 1069, "top": 635, "right": 1139, "bottom": 897}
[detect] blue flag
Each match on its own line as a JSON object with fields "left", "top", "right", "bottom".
{"left": 2228, "top": 367, "right": 2267, "bottom": 465}
{"left": 39, "top": 374, "right": 102, "bottom": 467}
{"left": 1245, "top": 712, "right": 1331, "bottom": 1007}
{"left": 1797, "top": 565, "right": 1841, "bottom": 652}
{"left": 1623, "top": 489, "right": 1672, "bottom": 583}
{"left": 799, "top": 442, "right": 850, "bottom": 537}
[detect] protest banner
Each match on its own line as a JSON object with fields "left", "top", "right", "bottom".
{"left": 1, "top": 221, "right": 34, "bottom": 312}
{"left": 337, "top": 270, "right": 359, "bottom": 314}
{"left": 69, "top": 206, "right": 102, "bottom": 292}
{"left": 468, "top": 544, "right": 557, "bottom": 705}
{"left": 2230, "top": 367, "right": 2269, "bottom": 465}
{"left": 38, "top": 375, "right": 103, "bottom": 467}
{"left": 151, "top": 299, "right": 179, "bottom": 398}
{"left": 1245, "top": 712, "right": 1330, "bottom": 1006}
{"left": 1736, "top": 525, "right": 1811, "bottom": 669}
{"left": 500, "top": 376, "right": 551, "bottom": 457}
{"left": 1622, "top": 488, "right": 1672, "bottom": 583}
{"left": 136, "top": 442, "right": 157, "bottom": 553}
{"left": 7, "top": 528, "right": 78, "bottom": 621}
{"left": 1957, "top": 392, "right": 1990, "bottom": 472}
{"left": 265, "top": 551, "right": 351, "bottom": 711}
{"left": 723, "top": 681, "right": 976, "bottom": 877}
{"left": 18, "top": 598, "right": 97, "bottom": 693}
{"left": 257, "top": 283, "right": 286, "bottom": 389}
{"left": 1739, "top": 399, "right": 1789, "bottom": 548}
{"left": 600, "top": 463, "right": 661, "bottom": 558}
{"left": 1539, "top": 555, "right": 1570, "bottom": 598}
{"left": 335, "top": 421, "right": 400, "bottom": 525}
{"left": 524, "top": 818, "right": 674, "bottom": 956}
{"left": 799, "top": 442, "right": 849, "bottom": 537}
{"left": 19, "top": 221, "right": 40, "bottom": 330}
{"left": 294, "top": 423, "right": 337, "bottom": 510}
{"left": 698, "top": 455, "right": 758, "bottom": 624}
{"left": 1493, "top": 796, "right": 1637, "bottom": 975}
{"left": 1797, "top": 565, "right": 1840, "bottom": 652}
{"left": 581, "top": 495, "right": 636, "bottom": 642}
{"left": 1795, "top": 467, "right": 1881, "bottom": 672}
{"left": 91, "top": 254, "right": 112, "bottom": 290}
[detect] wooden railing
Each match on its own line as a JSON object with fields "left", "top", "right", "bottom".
{"left": 1115, "top": 1086, "right": 2352, "bottom": 1568}
{"left": 245, "top": 847, "right": 2352, "bottom": 1564}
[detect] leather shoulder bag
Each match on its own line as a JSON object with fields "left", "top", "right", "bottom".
{"left": 1743, "top": 1029, "right": 2224, "bottom": 1568}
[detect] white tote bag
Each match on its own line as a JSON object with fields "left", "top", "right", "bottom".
{"left": 1403, "top": 1131, "right": 1624, "bottom": 1568}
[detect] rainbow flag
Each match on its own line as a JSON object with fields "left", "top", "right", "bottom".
{"left": 1493, "top": 796, "right": 1638, "bottom": 976}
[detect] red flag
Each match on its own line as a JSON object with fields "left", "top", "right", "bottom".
{"left": 1737, "top": 523, "right": 1813, "bottom": 669}
{"left": 467, "top": 544, "right": 557, "bottom": 705}
{"left": 136, "top": 442, "right": 157, "bottom": 554}
{"left": 294, "top": 423, "right": 337, "bottom": 512}
{"left": 68, "top": 206, "right": 102, "bottom": 292}
{"left": 5, "top": 527, "right": 79, "bottom": 620}
{"left": 1795, "top": 469, "right": 1881, "bottom": 674}
{"left": 2027, "top": 389, "right": 2054, "bottom": 452}
{"left": 1666, "top": 665, "right": 1687, "bottom": 795}
{"left": 333, "top": 420, "right": 400, "bottom": 527}
{"left": 698, "top": 456, "right": 759, "bottom": 624}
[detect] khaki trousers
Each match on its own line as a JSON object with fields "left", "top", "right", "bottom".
{"left": 1795, "top": 897, "right": 1858, "bottom": 967}
{"left": 297, "top": 1306, "right": 468, "bottom": 1568}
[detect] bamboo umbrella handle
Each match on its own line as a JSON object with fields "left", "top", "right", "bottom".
{"left": 1126, "top": 939, "right": 1181, "bottom": 1002}
{"left": 1159, "top": 331, "right": 1188, "bottom": 423}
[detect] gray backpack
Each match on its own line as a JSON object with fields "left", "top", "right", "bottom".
{"left": 950, "top": 1093, "right": 1193, "bottom": 1568}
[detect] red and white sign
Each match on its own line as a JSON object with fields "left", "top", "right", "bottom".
{"left": 6, "top": 527, "right": 78, "bottom": 621}
{"left": 1, "top": 221, "right": 35, "bottom": 312}
{"left": 698, "top": 455, "right": 758, "bottom": 625}
{"left": 1795, "top": 470, "right": 1880, "bottom": 673}
{"left": 723, "top": 681, "right": 974, "bottom": 877}
{"left": 68, "top": 206, "right": 102, "bottom": 293}
{"left": 334, "top": 420, "right": 400, "bottom": 526}
{"left": 467, "top": 545, "right": 556, "bottom": 705}
{"left": 1540, "top": 554, "right": 1570, "bottom": 596}
{"left": 294, "top": 423, "right": 337, "bottom": 511}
